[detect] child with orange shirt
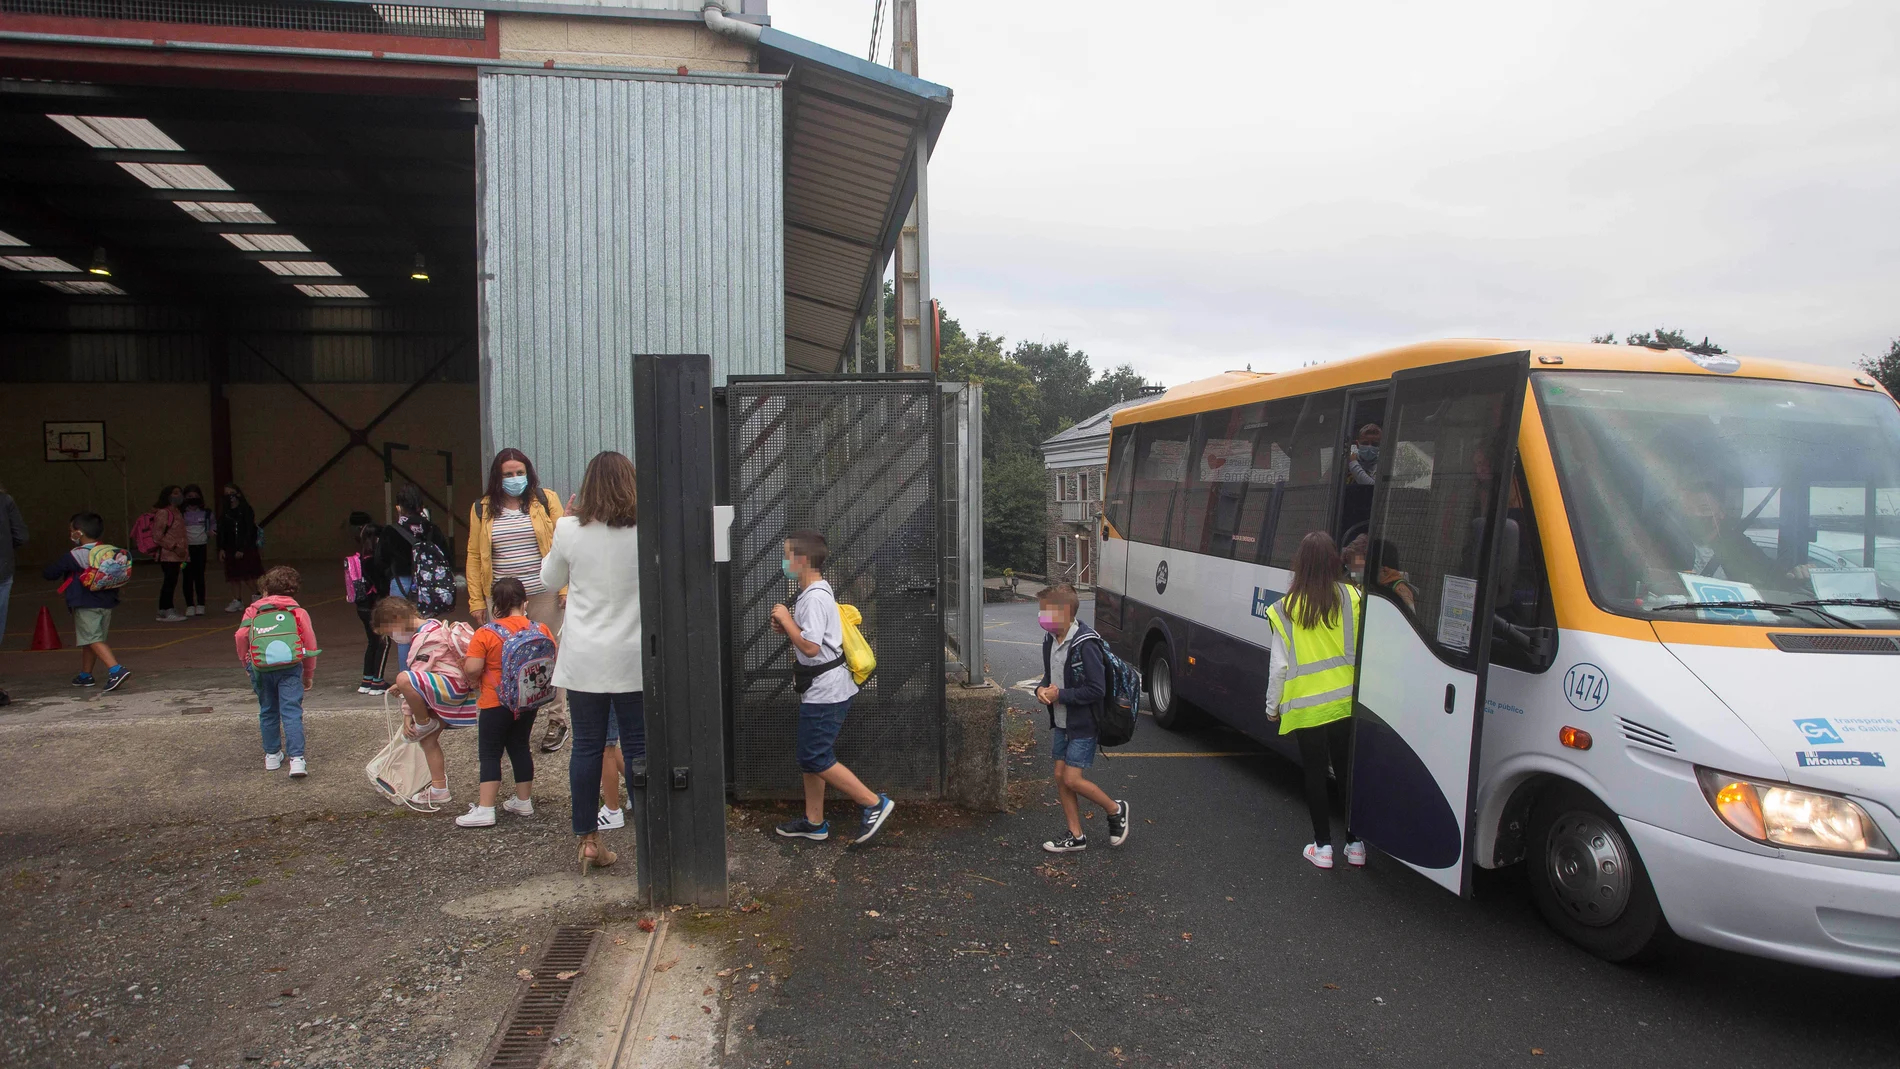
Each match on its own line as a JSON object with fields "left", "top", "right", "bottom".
{"left": 454, "top": 576, "right": 556, "bottom": 828}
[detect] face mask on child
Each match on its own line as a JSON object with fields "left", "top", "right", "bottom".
{"left": 781, "top": 559, "right": 799, "bottom": 581}
{"left": 1038, "top": 611, "right": 1066, "bottom": 634}
{"left": 169, "top": 493, "right": 183, "bottom": 506}
{"left": 501, "top": 475, "right": 529, "bottom": 497}
{"left": 390, "top": 630, "right": 417, "bottom": 646}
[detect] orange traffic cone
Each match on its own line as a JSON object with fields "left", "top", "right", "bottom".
{"left": 29, "top": 605, "right": 62, "bottom": 651}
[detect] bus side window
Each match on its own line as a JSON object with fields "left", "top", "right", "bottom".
{"left": 1104, "top": 425, "right": 1135, "bottom": 534}
{"left": 1128, "top": 416, "right": 1193, "bottom": 546}
{"left": 1268, "top": 390, "right": 1346, "bottom": 567}
{"left": 1490, "top": 470, "right": 1557, "bottom": 673}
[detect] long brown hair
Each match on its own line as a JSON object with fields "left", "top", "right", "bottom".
{"left": 573, "top": 450, "right": 638, "bottom": 527}
{"left": 481, "top": 447, "right": 542, "bottom": 518}
{"left": 1285, "top": 531, "right": 1342, "bottom": 630}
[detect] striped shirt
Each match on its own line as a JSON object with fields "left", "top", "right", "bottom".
{"left": 489, "top": 507, "right": 545, "bottom": 594}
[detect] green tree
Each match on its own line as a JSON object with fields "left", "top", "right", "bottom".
{"left": 1860, "top": 337, "right": 1900, "bottom": 395}
{"left": 1594, "top": 327, "right": 1726, "bottom": 355}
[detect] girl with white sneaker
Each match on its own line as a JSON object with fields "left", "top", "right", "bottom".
{"left": 1263, "top": 532, "right": 1368, "bottom": 871}
{"left": 453, "top": 577, "right": 554, "bottom": 828}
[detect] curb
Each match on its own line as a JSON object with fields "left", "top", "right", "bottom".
{"left": 608, "top": 912, "right": 670, "bottom": 1068}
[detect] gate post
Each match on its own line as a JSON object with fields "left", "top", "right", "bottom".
{"left": 632, "top": 353, "right": 729, "bottom": 907}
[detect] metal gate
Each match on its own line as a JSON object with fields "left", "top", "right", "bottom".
{"left": 724, "top": 377, "right": 944, "bottom": 800}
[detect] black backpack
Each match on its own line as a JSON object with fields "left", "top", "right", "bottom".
{"left": 395, "top": 523, "right": 456, "bottom": 617}
{"left": 1076, "top": 633, "right": 1141, "bottom": 748}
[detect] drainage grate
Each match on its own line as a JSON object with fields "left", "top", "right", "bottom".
{"left": 479, "top": 924, "right": 600, "bottom": 1069}
{"left": 1769, "top": 633, "right": 1900, "bottom": 655}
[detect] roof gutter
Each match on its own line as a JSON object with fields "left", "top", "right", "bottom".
{"left": 701, "top": 3, "right": 763, "bottom": 45}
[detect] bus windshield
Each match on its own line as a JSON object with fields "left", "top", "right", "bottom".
{"left": 1538, "top": 371, "right": 1900, "bottom": 628}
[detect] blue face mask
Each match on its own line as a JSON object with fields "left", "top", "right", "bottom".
{"left": 501, "top": 475, "right": 529, "bottom": 497}
{"left": 782, "top": 559, "right": 799, "bottom": 581}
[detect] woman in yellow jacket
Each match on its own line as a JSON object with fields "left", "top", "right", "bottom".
{"left": 466, "top": 447, "right": 569, "bottom": 749}
{"left": 1264, "top": 531, "right": 1366, "bottom": 870}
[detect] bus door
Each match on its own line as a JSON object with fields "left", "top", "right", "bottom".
{"left": 1348, "top": 351, "right": 1529, "bottom": 897}
{"left": 1097, "top": 424, "right": 1137, "bottom": 640}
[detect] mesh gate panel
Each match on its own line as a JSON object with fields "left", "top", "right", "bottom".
{"left": 727, "top": 380, "right": 943, "bottom": 800}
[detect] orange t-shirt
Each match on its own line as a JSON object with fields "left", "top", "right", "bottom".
{"left": 465, "top": 615, "right": 556, "bottom": 710}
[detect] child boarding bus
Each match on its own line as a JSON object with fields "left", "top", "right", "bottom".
{"left": 1097, "top": 339, "right": 1900, "bottom": 974}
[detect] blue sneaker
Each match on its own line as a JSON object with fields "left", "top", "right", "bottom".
{"left": 103, "top": 665, "right": 132, "bottom": 693}
{"left": 71, "top": 673, "right": 96, "bottom": 687}
{"left": 854, "top": 795, "right": 895, "bottom": 846}
{"left": 775, "top": 817, "right": 830, "bottom": 841}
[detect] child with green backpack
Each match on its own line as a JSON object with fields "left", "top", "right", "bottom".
{"left": 235, "top": 566, "right": 322, "bottom": 778}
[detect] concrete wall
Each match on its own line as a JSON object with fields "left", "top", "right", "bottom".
{"left": 0, "top": 384, "right": 479, "bottom": 565}
{"left": 497, "top": 14, "right": 754, "bottom": 70}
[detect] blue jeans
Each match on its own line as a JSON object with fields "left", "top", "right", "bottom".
{"left": 0, "top": 577, "right": 11, "bottom": 655}
{"left": 1050, "top": 726, "right": 1097, "bottom": 769}
{"left": 797, "top": 697, "right": 853, "bottom": 774}
{"left": 256, "top": 671, "right": 307, "bottom": 758}
{"left": 387, "top": 576, "right": 415, "bottom": 668}
{"left": 568, "top": 691, "right": 645, "bottom": 836}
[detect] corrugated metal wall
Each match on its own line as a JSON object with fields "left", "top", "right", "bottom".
{"left": 478, "top": 70, "right": 785, "bottom": 498}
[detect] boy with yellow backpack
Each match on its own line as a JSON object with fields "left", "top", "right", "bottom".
{"left": 770, "top": 529, "right": 891, "bottom": 846}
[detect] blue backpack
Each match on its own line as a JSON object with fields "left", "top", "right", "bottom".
{"left": 1078, "top": 634, "right": 1141, "bottom": 748}
{"left": 485, "top": 621, "right": 557, "bottom": 716}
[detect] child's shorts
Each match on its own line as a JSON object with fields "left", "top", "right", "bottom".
{"left": 605, "top": 714, "right": 620, "bottom": 746}
{"left": 1051, "top": 726, "right": 1097, "bottom": 769}
{"left": 403, "top": 668, "right": 477, "bottom": 728}
{"left": 796, "top": 697, "right": 853, "bottom": 774}
{"left": 72, "top": 607, "right": 111, "bottom": 646}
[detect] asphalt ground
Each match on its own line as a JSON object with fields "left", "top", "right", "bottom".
{"left": 719, "top": 599, "right": 1900, "bottom": 1069}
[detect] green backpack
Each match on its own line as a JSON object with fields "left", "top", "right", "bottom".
{"left": 247, "top": 608, "right": 317, "bottom": 673}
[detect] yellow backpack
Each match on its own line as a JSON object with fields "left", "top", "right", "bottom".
{"left": 839, "top": 603, "right": 876, "bottom": 685}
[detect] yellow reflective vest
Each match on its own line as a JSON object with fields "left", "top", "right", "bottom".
{"left": 1264, "top": 584, "right": 1361, "bottom": 735}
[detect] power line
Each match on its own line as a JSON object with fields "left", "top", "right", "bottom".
{"left": 868, "top": 0, "right": 887, "bottom": 63}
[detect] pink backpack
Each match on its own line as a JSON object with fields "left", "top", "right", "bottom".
{"left": 405, "top": 619, "right": 473, "bottom": 674}
{"left": 131, "top": 510, "right": 160, "bottom": 555}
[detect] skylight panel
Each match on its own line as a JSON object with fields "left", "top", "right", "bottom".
{"left": 47, "top": 115, "right": 183, "bottom": 151}
{"left": 0, "top": 254, "right": 80, "bottom": 272}
{"left": 295, "top": 284, "right": 369, "bottom": 299}
{"left": 44, "top": 280, "right": 126, "bottom": 295}
{"left": 119, "top": 161, "right": 231, "bottom": 190}
{"left": 0, "top": 229, "right": 26, "bottom": 246}
{"left": 46, "top": 114, "right": 113, "bottom": 148}
{"left": 175, "top": 201, "right": 274, "bottom": 225}
{"left": 260, "top": 260, "right": 341, "bottom": 277}
{"left": 221, "top": 233, "right": 310, "bottom": 253}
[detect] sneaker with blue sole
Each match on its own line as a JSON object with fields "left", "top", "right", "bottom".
{"left": 775, "top": 817, "right": 830, "bottom": 841}
{"left": 854, "top": 795, "right": 895, "bottom": 846}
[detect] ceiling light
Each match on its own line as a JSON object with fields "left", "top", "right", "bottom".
{"left": 410, "top": 253, "right": 430, "bottom": 282}
{"left": 88, "top": 247, "right": 111, "bottom": 277}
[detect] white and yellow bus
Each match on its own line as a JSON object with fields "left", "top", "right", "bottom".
{"left": 1097, "top": 339, "right": 1900, "bottom": 973}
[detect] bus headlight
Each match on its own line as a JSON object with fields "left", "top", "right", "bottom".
{"left": 1695, "top": 768, "right": 1897, "bottom": 859}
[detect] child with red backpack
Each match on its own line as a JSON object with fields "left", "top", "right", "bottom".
{"left": 235, "top": 566, "right": 321, "bottom": 777}
{"left": 452, "top": 576, "right": 557, "bottom": 828}
{"left": 42, "top": 511, "right": 132, "bottom": 692}
{"left": 373, "top": 594, "right": 476, "bottom": 810}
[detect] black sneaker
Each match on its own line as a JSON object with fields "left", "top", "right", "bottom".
{"left": 775, "top": 817, "right": 830, "bottom": 841}
{"left": 71, "top": 673, "right": 96, "bottom": 688}
{"left": 1042, "top": 834, "right": 1088, "bottom": 854}
{"left": 0, "top": 690, "right": 9, "bottom": 707}
{"left": 538, "top": 717, "right": 570, "bottom": 753}
{"left": 103, "top": 666, "right": 131, "bottom": 693}
{"left": 854, "top": 795, "right": 895, "bottom": 846}
{"left": 1107, "top": 800, "right": 1130, "bottom": 847}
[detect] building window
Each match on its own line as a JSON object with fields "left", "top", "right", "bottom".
{"left": 1055, "top": 536, "right": 1073, "bottom": 564}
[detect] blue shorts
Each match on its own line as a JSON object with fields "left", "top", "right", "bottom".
{"left": 605, "top": 715, "right": 620, "bottom": 746}
{"left": 1051, "top": 726, "right": 1097, "bottom": 769}
{"left": 797, "top": 697, "right": 853, "bottom": 774}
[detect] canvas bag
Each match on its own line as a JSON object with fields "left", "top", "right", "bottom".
{"left": 366, "top": 695, "right": 437, "bottom": 810}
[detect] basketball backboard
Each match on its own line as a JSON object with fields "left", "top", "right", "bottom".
{"left": 44, "top": 421, "right": 106, "bottom": 461}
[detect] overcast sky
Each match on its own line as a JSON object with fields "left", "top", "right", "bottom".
{"left": 772, "top": 0, "right": 1900, "bottom": 385}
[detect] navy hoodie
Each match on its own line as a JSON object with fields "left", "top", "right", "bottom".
{"left": 44, "top": 543, "right": 120, "bottom": 609}
{"left": 1038, "top": 620, "right": 1107, "bottom": 737}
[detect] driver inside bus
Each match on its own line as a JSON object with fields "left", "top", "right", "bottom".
{"left": 1668, "top": 483, "right": 1813, "bottom": 590}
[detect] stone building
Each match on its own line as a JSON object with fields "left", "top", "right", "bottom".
{"left": 1038, "top": 396, "right": 1150, "bottom": 586}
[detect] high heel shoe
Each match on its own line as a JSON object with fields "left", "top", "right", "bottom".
{"left": 579, "top": 834, "right": 618, "bottom": 875}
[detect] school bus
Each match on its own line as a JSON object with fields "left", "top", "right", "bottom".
{"left": 1097, "top": 339, "right": 1900, "bottom": 973}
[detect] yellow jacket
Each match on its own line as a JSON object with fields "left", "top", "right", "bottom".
{"left": 465, "top": 488, "right": 564, "bottom": 613}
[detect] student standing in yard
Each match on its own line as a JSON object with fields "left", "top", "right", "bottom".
{"left": 351, "top": 523, "right": 390, "bottom": 695}
{"left": 465, "top": 448, "right": 570, "bottom": 752}
{"left": 179, "top": 485, "right": 211, "bottom": 617}
{"left": 1263, "top": 531, "right": 1366, "bottom": 870}
{"left": 236, "top": 566, "right": 320, "bottom": 778}
{"left": 1035, "top": 584, "right": 1130, "bottom": 854}
{"left": 218, "top": 483, "right": 263, "bottom": 611}
{"left": 376, "top": 485, "right": 451, "bottom": 670}
{"left": 538, "top": 450, "right": 644, "bottom": 873}
{"left": 43, "top": 512, "right": 130, "bottom": 692}
{"left": 771, "top": 530, "right": 894, "bottom": 847}
{"left": 145, "top": 486, "right": 189, "bottom": 622}
{"left": 452, "top": 577, "right": 552, "bottom": 828}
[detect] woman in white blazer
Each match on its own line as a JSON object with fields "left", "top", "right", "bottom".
{"left": 538, "top": 450, "right": 643, "bottom": 874}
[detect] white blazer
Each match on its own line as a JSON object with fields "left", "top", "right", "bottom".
{"left": 538, "top": 516, "right": 643, "bottom": 693}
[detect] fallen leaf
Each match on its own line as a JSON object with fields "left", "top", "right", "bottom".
{"left": 614, "top": 938, "right": 628, "bottom": 946}
{"left": 702, "top": 1005, "right": 713, "bottom": 1014}
{"left": 1532, "top": 1050, "right": 1544, "bottom": 1057}
{"left": 865, "top": 910, "right": 880, "bottom": 918}
{"left": 518, "top": 944, "right": 529, "bottom": 954}
{"left": 516, "top": 969, "right": 534, "bottom": 980}
{"left": 704, "top": 986, "right": 716, "bottom": 995}
{"left": 1048, "top": 939, "right": 1061, "bottom": 946}
{"left": 1181, "top": 933, "right": 1193, "bottom": 941}
{"left": 716, "top": 968, "right": 735, "bottom": 978}
{"left": 637, "top": 919, "right": 657, "bottom": 933}
{"left": 653, "top": 959, "right": 680, "bottom": 973}
{"left": 748, "top": 983, "right": 759, "bottom": 993}
{"left": 1225, "top": 897, "right": 1234, "bottom": 902}
{"left": 667, "top": 1035, "right": 680, "bottom": 1041}
{"left": 524, "top": 1026, "right": 544, "bottom": 1036}
{"left": 1323, "top": 983, "right": 1340, "bottom": 990}
{"left": 556, "top": 970, "right": 580, "bottom": 981}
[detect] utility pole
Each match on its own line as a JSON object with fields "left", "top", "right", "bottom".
{"left": 891, "top": 0, "right": 932, "bottom": 372}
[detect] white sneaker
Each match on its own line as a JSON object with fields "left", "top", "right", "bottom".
{"left": 407, "top": 785, "right": 451, "bottom": 811}
{"left": 502, "top": 797, "right": 535, "bottom": 817}
{"left": 597, "top": 805, "right": 625, "bottom": 830}
{"left": 224, "top": 599, "right": 244, "bottom": 613}
{"left": 264, "top": 750, "right": 285, "bottom": 771}
{"left": 288, "top": 756, "right": 307, "bottom": 778}
{"left": 1345, "top": 841, "right": 1367, "bottom": 867}
{"left": 1303, "top": 843, "right": 1335, "bottom": 869}
{"left": 455, "top": 804, "right": 496, "bottom": 828}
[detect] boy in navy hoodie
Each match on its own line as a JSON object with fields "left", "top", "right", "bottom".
{"left": 42, "top": 511, "right": 130, "bottom": 692}
{"left": 1035, "top": 584, "right": 1128, "bottom": 854}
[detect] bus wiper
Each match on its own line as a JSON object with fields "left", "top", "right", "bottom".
{"left": 1652, "top": 600, "right": 1866, "bottom": 629}
{"left": 1798, "top": 598, "right": 1900, "bottom": 611}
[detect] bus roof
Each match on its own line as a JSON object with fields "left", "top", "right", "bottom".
{"left": 1111, "top": 338, "right": 1888, "bottom": 426}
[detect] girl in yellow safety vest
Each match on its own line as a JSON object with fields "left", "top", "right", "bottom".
{"left": 1264, "top": 531, "right": 1366, "bottom": 870}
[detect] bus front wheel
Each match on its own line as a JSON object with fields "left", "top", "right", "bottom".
{"left": 1145, "top": 643, "right": 1197, "bottom": 731}
{"left": 1526, "top": 783, "right": 1673, "bottom": 964}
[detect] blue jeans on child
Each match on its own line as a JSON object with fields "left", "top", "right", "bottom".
{"left": 797, "top": 697, "right": 853, "bottom": 774}
{"left": 568, "top": 691, "right": 646, "bottom": 836}
{"left": 256, "top": 670, "right": 307, "bottom": 758}
{"left": 1050, "top": 726, "right": 1097, "bottom": 769}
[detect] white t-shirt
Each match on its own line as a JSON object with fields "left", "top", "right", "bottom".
{"left": 793, "top": 579, "right": 857, "bottom": 705}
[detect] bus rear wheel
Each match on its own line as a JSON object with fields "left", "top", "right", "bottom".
{"left": 1525, "top": 783, "right": 1673, "bottom": 964}
{"left": 1145, "top": 643, "right": 1198, "bottom": 731}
